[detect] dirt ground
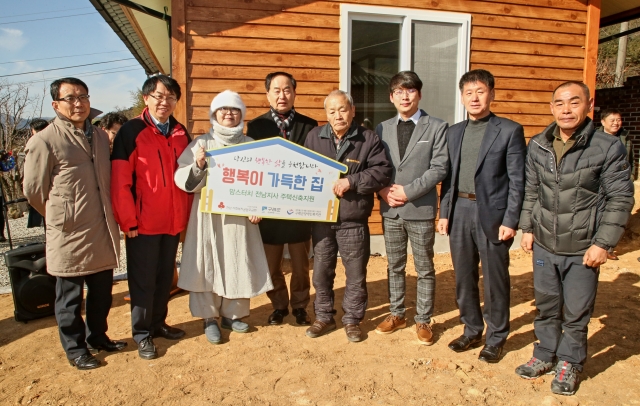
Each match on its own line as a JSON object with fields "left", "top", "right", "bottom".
{"left": 1, "top": 195, "right": 640, "bottom": 406}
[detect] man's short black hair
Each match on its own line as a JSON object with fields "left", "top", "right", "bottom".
{"left": 265, "top": 72, "right": 297, "bottom": 92}
{"left": 389, "top": 71, "right": 423, "bottom": 94}
{"left": 29, "top": 118, "right": 49, "bottom": 133}
{"left": 600, "top": 108, "right": 622, "bottom": 120}
{"left": 142, "top": 75, "right": 181, "bottom": 100}
{"left": 552, "top": 81, "right": 590, "bottom": 101}
{"left": 50, "top": 77, "right": 89, "bottom": 100}
{"left": 100, "top": 112, "right": 129, "bottom": 130}
{"left": 458, "top": 69, "right": 495, "bottom": 91}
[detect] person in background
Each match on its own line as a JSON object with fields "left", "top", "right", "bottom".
{"left": 303, "top": 90, "right": 392, "bottom": 343}
{"left": 175, "top": 90, "right": 273, "bottom": 344}
{"left": 23, "top": 77, "right": 124, "bottom": 370}
{"left": 111, "top": 75, "right": 192, "bottom": 360}
{"left": 100, "top": 112, "right": 128, "bottom": 153}
{"left": 23, "top": 119, "right": 50, "bottom": 229}
{"left": 247, "top": 72, "right": 318, "bottom": 326}
{"left": 598, "top": 108, "right": 633, "bottom": 260}
{"left": 29, "top": 119, "right": 49, "bottom": 135}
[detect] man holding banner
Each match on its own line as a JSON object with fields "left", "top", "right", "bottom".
{"left": 247, "top": 72, "right": 318, "bottom": 326}
{"left": 303, "top": 90, "right": 392, "bottom": 342}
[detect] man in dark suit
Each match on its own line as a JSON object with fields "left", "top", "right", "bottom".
{"left": 247, "top": 72, "right": 318, "bottom": 326}
{"left": 438, "top": 69, "right": 526, "bottom": 363}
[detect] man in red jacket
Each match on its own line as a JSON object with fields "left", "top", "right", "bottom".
{"left": 111, "top": 75, "right": 192, "bottom": 360}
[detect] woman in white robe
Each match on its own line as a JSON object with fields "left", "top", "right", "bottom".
{"left": 174, "top": 90, "right": 273, "bottom": 344}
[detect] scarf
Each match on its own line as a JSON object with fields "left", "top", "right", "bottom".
{"left": 270, "top": 107, "right": 295, "bottom": 139}
{"left": 211, "top": 120, "right": 245, "bottom": 146}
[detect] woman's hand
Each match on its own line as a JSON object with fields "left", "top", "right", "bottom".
{"left": 196, "top": 146, "right": 206, "bottom": 169}
{"left": 248, "top": 216, "right": 262, "bottom": 224}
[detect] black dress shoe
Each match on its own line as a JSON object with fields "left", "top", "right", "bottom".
{"left": 478, "top": 344, "right": 503, "bottom": 363}
{"left": 138, "top": 336, "right": 157, "bottom": 360}
{"left": 268, "top": 309, "right": 289, "bottom": 325}
{"left": 154, "top": 323, "right": 185, "bottom": 340}
{"left": 88, "top": 339, "right": 127, "bottom": 353}
{"left": 292, "top": 308, "right": 311, "bottom": 325}
{"left": 69, "top": 353, "right": 101, "bottom": 370}
{"left": 448, "top": 334, "right": 482, "bottom": 353}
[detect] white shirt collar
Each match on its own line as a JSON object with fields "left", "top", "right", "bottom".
{"left": 149, "top": 113, "right": 169, "bottom": 126}
{"left": 397, "top": 109, "right": 422, "bottom": 125}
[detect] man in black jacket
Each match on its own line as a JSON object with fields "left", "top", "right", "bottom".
{"left": 247, "top": 72, "right": 318, "bottom": 326}
{"left": 303, "top": 90, "right": 392, "bottom": 343}
{"left": 438, "top": 69, "right": 526, "bottom": 363}
{"left": 517, "top": 82, "right": 634, "bottom": 396}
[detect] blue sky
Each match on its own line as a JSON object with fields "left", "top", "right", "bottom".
{"left": 0, "top": 0, "right": 148, "bottom": 118}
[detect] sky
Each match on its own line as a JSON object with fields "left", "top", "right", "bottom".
{"left": 0, "top": 0, "right": 148, "bottom": 119}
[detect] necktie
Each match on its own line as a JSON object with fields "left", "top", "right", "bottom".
{"left": 157, "top": 122, "right": 169, "bottom": 135}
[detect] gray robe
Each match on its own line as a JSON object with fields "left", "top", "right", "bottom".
{"left": 174, "top": 133, "right": 273, "bottom": 299}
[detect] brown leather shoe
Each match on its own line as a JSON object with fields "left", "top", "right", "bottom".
{"left": 344, "top": 324, "right": 363, "bottom": 342}
{"left": 416, "top": 322, "right": 434, "bottom": 345}
{"left": 375, "top": 314, "right": 406, "bottom": 335}
{"left": 305, "top": 319, "right": 336, "bottom": 338}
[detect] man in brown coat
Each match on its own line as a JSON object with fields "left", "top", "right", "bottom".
{"left": 23, "top": 77, "right": 125, "bottom": 370}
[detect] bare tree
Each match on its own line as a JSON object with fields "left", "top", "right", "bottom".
{"left": 0, "top": 80, "right": 46, "bottom": 215}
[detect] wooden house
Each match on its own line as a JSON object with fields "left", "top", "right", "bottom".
{"left": 90, "top": 0, "right": 640, "bottom": 239}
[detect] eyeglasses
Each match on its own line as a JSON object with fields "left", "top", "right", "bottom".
{"left": 57, "top": 95, "right": 90, "bottom": 104}
{"left": 392, "top": 88, "right": 418, "bottom": 96}
{"left": 218, "top": 107, "right": 241, "bottom": 115}
{"left": 148, "top": 93, "right": 178, "bottom": 104}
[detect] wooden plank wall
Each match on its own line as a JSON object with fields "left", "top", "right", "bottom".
{"left": 179, "top": 0, "right": 590, "bottom": 235}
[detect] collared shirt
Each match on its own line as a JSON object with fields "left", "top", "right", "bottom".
{"left": 396, "top": 109, "right": 422, "bottom": 125}
{"left": 149, "top": 113, "right": 170, "bottom": 135}
{"left": 552, "top": 126, "right": 577, "bottom": 166}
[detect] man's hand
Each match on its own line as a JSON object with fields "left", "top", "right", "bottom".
{"left": 583, "top": 244, "right": 608, "bottom": 268}
{"left": 520, "top": 232, "right": 534, "bottom": 253}
{"left": 126, "top": 230, "right": 138, "bottom": 238}
{"left": 195, "top": 146, "right": 206, "bottom": 169}
{"left": 248, "top": 216, "right": 262, "bottom": 224}
{"left": 498, "top": 225, "right": 517, "bottom": 241}
{"left": 437, "top": 219, "right": 448, "bottom": 236}
{"left": 333, "top": 178, "right": 351, "bottom": 197}
{"left": 378, "top": 186, "right": 391, "bottom": 204}
{"left": 389, "top": 184, "right": 408, "bottom": 204}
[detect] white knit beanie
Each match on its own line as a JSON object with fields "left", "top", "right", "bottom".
{"left": 209, "top": 90, "right": 246, "bottom": 125}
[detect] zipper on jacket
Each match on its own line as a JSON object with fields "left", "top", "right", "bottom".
{"left": 532, "top": 140, "right": 559, "bottom": 252}
{"left": 158, "top": 150, "right": 167, "bottom": 187}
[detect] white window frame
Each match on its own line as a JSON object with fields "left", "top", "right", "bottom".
{"left": 340, "top": 4, "right": 471, "bottom": 123}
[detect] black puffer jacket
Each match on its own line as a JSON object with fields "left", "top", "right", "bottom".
{"left": 520, "top": 118, "right": 634, "bottom": 255}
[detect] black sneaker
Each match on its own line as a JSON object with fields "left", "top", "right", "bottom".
{"left": 551, "top": 361, "right": 580, "bottom": 396}
{"left": 138, "top": 336, "right": 157, "bottom": 360}
{"left": 515, "top": 357, "right": 556, "bottom": 379}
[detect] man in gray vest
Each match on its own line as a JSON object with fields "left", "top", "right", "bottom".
{"left": 374, "top": 71, "right": 449, "bottom": 345}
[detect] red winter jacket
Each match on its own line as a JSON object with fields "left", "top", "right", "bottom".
{"left": 111, "top": 108, "right": 192, "bottom": 235}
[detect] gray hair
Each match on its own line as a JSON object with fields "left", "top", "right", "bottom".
{"left": 324, "top": 90, "right": 354, "bottom": 109}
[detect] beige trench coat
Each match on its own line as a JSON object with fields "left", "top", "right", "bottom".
{"left": 23, "top": 117, "right": 120, "bottom": 277}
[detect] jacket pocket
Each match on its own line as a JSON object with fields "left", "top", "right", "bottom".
{"left": 47, "top": 194, "right": 74, "bottom": 232}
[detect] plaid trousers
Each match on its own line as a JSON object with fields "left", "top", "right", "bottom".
{"left": 383, "top": 217, "right": 435, "bottom": 324}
